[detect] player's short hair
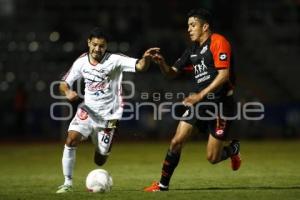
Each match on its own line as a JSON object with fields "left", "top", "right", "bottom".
{"left": 88, "top": 27, "right": 107, "bottom": 40}
{"left": 187, "top": 8, "right": 212, "bottom": 26}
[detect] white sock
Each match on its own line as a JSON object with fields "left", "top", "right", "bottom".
{"left": 159, "top": 182, "right": 168, "bottom": 188}
{"left": 62, "top": 144, "right": 76, "bottom": 186}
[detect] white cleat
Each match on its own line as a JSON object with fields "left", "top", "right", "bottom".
{"left": 56, "top": 184, "right": 73, "bottom": 193}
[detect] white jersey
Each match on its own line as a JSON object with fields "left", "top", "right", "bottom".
{"left": 62, "top": 52, "right": 137, "bottom": 120}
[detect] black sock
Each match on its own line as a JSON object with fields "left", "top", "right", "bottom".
{"left": 159, "top": 149, "right": 180, "bottom": 187}
{"left": 230, "top": 140, "right": 240, "bottom": 155}
{"left": 220, "top": 146, "right": 233, "bottom": 161}
{"left": 220, "top": 140, "right": 239, "bottom": 161}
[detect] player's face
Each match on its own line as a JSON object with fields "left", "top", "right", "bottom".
{"left": 88, "top": 37, "right": 107, "bottom": 61}
{"left": 187, "top": 17, "right": 204, "bottom": 42}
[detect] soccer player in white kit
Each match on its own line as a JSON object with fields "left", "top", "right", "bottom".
{"left": 56, "top": 27, "right": 159, "bottom": 193}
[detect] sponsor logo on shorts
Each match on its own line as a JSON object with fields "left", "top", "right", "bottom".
{"left": 216, "top": 128, "right": 224, "bottom": 136}
{"left": 107, "top": 120, "right": 117, "bottom": 129}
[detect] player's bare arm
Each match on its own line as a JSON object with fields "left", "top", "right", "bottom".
{"left": 183, "top": 68, "right": 229, "bottom": 106}
{"left": 152, "top": 53, "right": 180, "bottom": 78}
{"left": 59, "top": 81, "right": 79, "bottom": 102}
{"left": 135, "top": 47, "right": 160, "bottom": 72}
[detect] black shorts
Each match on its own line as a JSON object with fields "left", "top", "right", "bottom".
{"left": 181, "top": 95, "right": 236, "bottom": 141}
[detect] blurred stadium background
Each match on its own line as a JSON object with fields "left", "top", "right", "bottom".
{"left": 0, "top": 0, "right": 299, "bottom": 141}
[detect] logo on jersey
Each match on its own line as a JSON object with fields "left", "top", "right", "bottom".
{"left": 83, "top": 68, "right": 111, "bottom": 93}
{"left": 200, "top": 45, "right": 208, "bottom": 54}
{"left": 219, "top": 53, "right": 227, "bottom": 61}
{"left": 193, "top": 58, "right": 208, "bottom": 75}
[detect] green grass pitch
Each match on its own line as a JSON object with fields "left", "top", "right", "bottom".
{"left": 0, "top": 140, "right": 300, "bottom": 200}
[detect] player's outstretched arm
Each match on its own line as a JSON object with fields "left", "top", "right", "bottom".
{"left": 136, "top": 47, "right": 160, "bottom": 72}
{"left": 59, "top": 81, "right": 79, "bottom": 102}
{"left": 152, "top": 53, "right": 179, "bottom": 79}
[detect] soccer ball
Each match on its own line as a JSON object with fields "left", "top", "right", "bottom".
{"left": 86, "top": 169, "right": 113, "bottom": 193}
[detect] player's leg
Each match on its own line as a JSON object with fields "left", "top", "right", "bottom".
{"left": 92, "top": 120, "right": 118, "bottom": 166}
{"left": 221, "top": 95, "right": 242, "bottom": 170}
{"left": 92, "top": 128, "right": 115, "bottom": 166}
{"left": 56, "top": 130, "right": 82, "bottom": 193}
{"left": 161, "top": 121, "right": 193, "bottom": 186}
{"left": 206, "top": 117, "right": 241, "bottom": 169}
{"left": 63, "top": 131, "right": 82, "bottom": 182}
{"left": 206, "top": 134, "right": 226, "bottom": 164}
{"left": 229, "top": 140, "right": 241, "bottom": 170}
{"left": 206, "top": 136, "right": 240, "bottom": 168}
{"left": 144, "top": 121, "right": 193, "bottom": 192}
{"left": 57, "top": 107, "right": 92, "bottom": 193}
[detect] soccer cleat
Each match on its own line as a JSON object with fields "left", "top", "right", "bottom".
{"left": 144, "top": 181, "right": 168, "bottom": 192}
{"left": 231, "top": 153, "right": 241, "bottom": 171}
{"left": 230, "top": 140, "right": 241, "bottom": 171}
{"left": 56, "top": 184, "right": 73, "bottom": 193}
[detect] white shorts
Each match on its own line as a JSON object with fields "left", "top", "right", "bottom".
{"left": 68, "top": 107, "right": 118, "bottom": 155}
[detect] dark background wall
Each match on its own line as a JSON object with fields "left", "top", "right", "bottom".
{"left": 0, "top": 0, "right": 299, "bottom": 141}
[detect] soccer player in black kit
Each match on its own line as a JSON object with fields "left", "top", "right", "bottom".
{"left": 144, "top": 8, "right": 241, "bottom": 192}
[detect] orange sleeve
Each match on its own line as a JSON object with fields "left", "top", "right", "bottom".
{"left": 209, "top": 34, "right": 231, "bottom": 69}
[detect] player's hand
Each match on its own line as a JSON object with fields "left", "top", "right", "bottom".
{"left": 152, "top": 52, "right": 166, "bottom": 66}
{"left": 182, "top": 93, "right": 203, "bottom": 107}
{"left": 143, "top": 47, "right": 160, "bottom": 59}
{"left": 65, "top": 90, "right": 79, "bottom": 102}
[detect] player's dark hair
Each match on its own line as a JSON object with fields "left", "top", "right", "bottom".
{"left": 88, "top": 27, "right": 107, "bottom": 40}
{"left": 187, "top": 8, "right": 212, "bottom": 26}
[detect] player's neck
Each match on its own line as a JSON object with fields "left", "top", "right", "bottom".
{"left": 88, "top": 54, "right": 100, "bottom": 65}
{"left": 199, "top": 31, "right": 211, "bottom": 46}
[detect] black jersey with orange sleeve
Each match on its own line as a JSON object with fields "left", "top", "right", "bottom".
{"left": 173, "top": 33, "right": 235, "bottom": 100}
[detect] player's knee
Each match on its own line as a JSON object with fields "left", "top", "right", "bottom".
{"left": 66, "top": 131, "right": 81, "bottom": 147}
{"left": 170, "top": 138, "right": 182, "bottom": 152}
{"left": 65, "top": 137, "right": 79, "bottom": 147}
{"left": 94, "top": 151, "right": 108, "bottom": 166}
